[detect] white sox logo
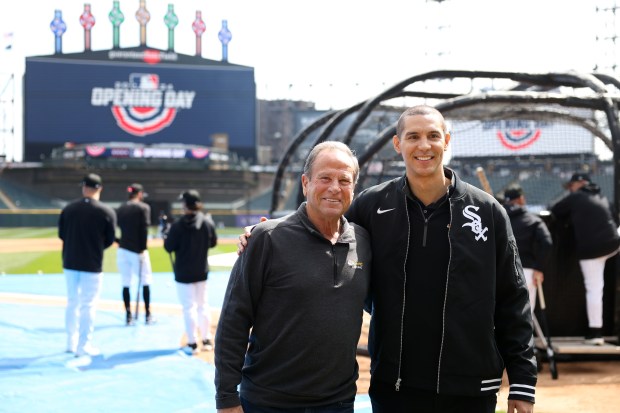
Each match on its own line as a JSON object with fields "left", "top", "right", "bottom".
{"left": 462, "top": 205, "right": 488, "bottom": 241}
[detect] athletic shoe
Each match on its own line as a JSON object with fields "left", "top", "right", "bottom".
{"left": 145, "top": 314, "right": 157, "bottom": 325}
{"left": 75, "top": 344, "right": 101, "bottom": 357}
{"left": 126, "top": 312, "right": 135, "bottom": 326}
{"left": 66, "top": 338, "right": 77, "bottom": 354}
{"left": 585, "top": 328, "right": 605, "bottom": 346}
{"left": 584, "top": 337, "right": 605, "bottom": 346}
{"left": 181, "top": 342, "right": 199, "bottom": 355}
{"left": 202, "top": 339, "right": 214, "bottom": 352}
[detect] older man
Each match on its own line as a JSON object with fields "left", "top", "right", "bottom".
{"left": 215, "top": 141, "right": 371, "bottom": 413}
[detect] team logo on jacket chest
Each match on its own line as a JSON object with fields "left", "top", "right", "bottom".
{"left": 462, "top": 205, "right": 488, "bottom": 241}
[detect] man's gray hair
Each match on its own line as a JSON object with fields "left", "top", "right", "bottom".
{"left": 303, "top": 141, "right": 360, "bottom": 184}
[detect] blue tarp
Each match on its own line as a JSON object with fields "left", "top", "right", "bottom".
{"left": 0, "top": 271, "right": 372, "bottom": 412}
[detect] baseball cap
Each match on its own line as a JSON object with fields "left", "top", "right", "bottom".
{"left": 503, "top": 184, "right": 524, "bottom": 202}
{"left": 81, "top": 173, "right": 102, "bottom": 189}
{"left": 564, "top": 172, "right": 591, "bottom": 188}
{"left": 180, "top": 189, "right": 201, "bottom": 206}
{"left": 127, "top": 183, "right": 143, "bottom": 193}
{"left": 127, "top": 183, "right": 147, "bottom": 197}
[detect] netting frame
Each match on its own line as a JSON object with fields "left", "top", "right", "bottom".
{"left": 270, "top": 69, "right": 620, "bottom": 344}
{"left": 271, "top": 70, "right": 620, "bottom": 214}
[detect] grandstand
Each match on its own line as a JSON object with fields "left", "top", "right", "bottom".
{"left": 0, "top": 153, "right": 271, "bottom": 227}
{"left": 0, "top": 179, "right": 61, "bottom": 210}
{"left": 451, "top": 155, "right": 615, "bottom": 212}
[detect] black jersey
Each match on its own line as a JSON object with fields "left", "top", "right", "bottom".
{"left": 117, "top": 201, "right": 151, "bottom": 253}
{"left": 58, "top": 197, "right": 116, "bottom": 272}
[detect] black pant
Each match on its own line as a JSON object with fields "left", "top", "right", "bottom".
{"left": 240, "top": 396, "right": 355, "bottom": 413}
{"left": 369, "top": 379, "right": 497, "bottom": 413}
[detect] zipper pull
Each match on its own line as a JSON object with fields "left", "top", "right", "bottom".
{"left": 395, "top": 377, "right": 401, "bottom": 391}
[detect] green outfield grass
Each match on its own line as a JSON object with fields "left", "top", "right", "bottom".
{"left": 0, "top": 226, "right": 245, "bottom": 239}
{"left": 0, "top": 227, "right": 59, "bottom": 238}
{"left": 0, "top": 227, "right": 239, "bottom": 275}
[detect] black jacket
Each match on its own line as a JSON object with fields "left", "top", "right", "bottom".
{"left": 550, "top": 183, "right": 620, "bottom": 259}
{"left": 215, "top": 203, "right": 371, "bottom": 409}
{"left": 346, "top": 168, "right": 537, "bottom": 403}
{"left": 504, "top": 204, "right": 552, "bottom": 271}
{"left": 164, "top": 211, "right": 217, "bottom": 283}
{"left": 58, "top": 197, "right": 116, "bottom": 272}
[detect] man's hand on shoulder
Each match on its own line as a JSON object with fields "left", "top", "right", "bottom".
{"left": 237, "top": 216, "right": 268, "bottom": 255}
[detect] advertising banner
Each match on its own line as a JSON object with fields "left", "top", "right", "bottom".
{"left": 450, "top": 119, "right": 594, "bottom": 158}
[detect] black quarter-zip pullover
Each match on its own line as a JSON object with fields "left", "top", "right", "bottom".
{"left": 401, "top": 188, "right": 451, "bottom": 390}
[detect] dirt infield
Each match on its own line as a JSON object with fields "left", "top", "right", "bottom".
{"left": 349, "top": 316, "right": 620, "bottom": 412}
{"left": 0, "top": 237, "right": 65, "bottom": 253}
{"left": 352, "top": 360, "right": 620, "bottom": 412}
{"left": 0, "top": 237, "right": 237, "bottom": 253}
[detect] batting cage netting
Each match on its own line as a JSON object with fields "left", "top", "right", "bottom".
{"left": 271, "top": 70, "right": 620, "bottom": 343}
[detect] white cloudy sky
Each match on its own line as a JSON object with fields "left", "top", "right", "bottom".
{"left": 0, "top": 0, "right": 608, "bottom": 107}
{"left": 0, "top": 0, "right": 614, "bottom": 160}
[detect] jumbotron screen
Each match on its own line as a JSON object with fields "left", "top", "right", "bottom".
{"left": 24, "top": 50, "right": 256, "bottom": 162}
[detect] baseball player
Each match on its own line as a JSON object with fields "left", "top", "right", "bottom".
{"left": 59, "top": 173, "right": 116, "bottom": 357}
{"left": 116, "top": 183, "right": 155, "bottom": 325}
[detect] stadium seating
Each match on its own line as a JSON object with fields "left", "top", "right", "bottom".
{"left": 0, "top": 179, "right": 61, "bottom": 209}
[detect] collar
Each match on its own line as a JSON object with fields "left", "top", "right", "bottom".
{"left": 297, "top": 202, "right": 353, "bottom": 243}
{"left": 399, "top": 167, "right": 456, "bottom": 201}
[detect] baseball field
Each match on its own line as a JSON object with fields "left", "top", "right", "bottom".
{"left": 1, "top": 227, "right": 620, "bottom": 412}
{"left": 0, "top": 227, "right": 239, "bottom": 275}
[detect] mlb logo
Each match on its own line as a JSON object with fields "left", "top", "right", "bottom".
{"left": 129, "top": 73, "right": 159, "bottom": 90}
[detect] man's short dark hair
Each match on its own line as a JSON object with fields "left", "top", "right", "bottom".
{"left": 396, "top": 105, "right": 447, "bottom": 138}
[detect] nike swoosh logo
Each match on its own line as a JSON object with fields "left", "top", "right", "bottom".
{"left": 376, "top": 207, "right": 396, "bottom": 215}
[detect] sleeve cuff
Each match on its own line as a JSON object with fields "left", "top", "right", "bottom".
{"left": 508, "top": 383, "right": 535, "bottom": 403}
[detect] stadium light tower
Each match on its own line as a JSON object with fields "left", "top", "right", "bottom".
{"left": 424, "top": 0, "right": 453, "bottom": 68}
{"left": 594, "top": 2, "right": 619, "bottom": 75}
{"left": 0, "top": 74, "right": 14, "bottom": 162}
